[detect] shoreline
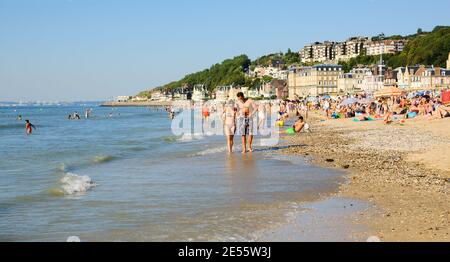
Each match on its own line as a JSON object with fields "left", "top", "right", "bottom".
{"left": 280, "top": 112, "right": 449, "bottom": 241}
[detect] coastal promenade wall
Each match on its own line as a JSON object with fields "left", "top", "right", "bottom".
{"left": 101, "top": 101, "right": 173, "bottom": 107}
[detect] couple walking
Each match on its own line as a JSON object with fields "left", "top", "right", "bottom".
{"left": 222, "top": 92, "right": 258, "bottom": 154}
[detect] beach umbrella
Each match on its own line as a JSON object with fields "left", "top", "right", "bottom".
{"left": 358, "top": 98, "right": 373, "bottom": 105}
{"left": 322, "top": 95, "right": 331, "bottom": 99}
{"left": 374, "top": 87, "right": 405, "bottom": 98}
{"left": 340, "top": 98, "right": 359, "bottom": 106}
{"left": 407, "top": 92, "right": 417, "bottom": 99}
{"left": 306, "top": 97, "right": 318, "bottom": 102}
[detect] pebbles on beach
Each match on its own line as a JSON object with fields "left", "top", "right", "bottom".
{"left": 281, "top": 113, "right": 450, "bottom": 241}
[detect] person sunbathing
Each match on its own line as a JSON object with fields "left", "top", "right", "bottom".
{"left": 409, "top": 104, "right": 420, "bottom": 114}
{"left": 436, "top": 104, "right": 450, "bottom": 119}
{"left": 279, "top": 116, "right": 309, "bottom": 135}
{"left": 418, "top": 99, "right": 428, "bottom": 116}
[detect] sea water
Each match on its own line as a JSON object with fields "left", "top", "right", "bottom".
{"left": 0, "top": 104, "right": 344, "bottom": 241}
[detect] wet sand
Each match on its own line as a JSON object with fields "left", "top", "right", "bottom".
{"left": 281, "top": 113, "right": 450, "bottom": 241}
{"left": 255, "top": 197, "right": 372, "bottom": 242}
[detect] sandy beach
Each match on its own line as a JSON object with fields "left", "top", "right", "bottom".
{"left": 280, "top": 113, "right": 449, "bottom": 241}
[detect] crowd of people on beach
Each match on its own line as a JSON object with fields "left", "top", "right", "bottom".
{"left": 163, "top": 88, "right": 449, "bottom": 154}
{"left": 166, "top": 92, "right": 311, "bottom": 154}
{"left": 304, "top": 90, "right": 450, "bottom": 125}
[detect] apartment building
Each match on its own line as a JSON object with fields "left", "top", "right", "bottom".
{"left": 300, "top": 41, "right": 335, "bottom": 63}
{"left": 337, "top": 67, "right": 372, "bottom": 93}
{"left": 288, "top": 64, "right": 343, "bottom": 99}
{"left": 366, "top": 40, "right": 406, "bottom": 56}
{"left": 335, "top": 37, "right": 368, "bottom": 62}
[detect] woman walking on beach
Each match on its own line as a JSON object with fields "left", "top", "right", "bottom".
{"left": 222, "top": 101, "right": 237, "bottom": 154}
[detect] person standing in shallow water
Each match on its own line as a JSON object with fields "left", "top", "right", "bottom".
{"left": 222, "top": 101, "right": 237, "bottom": 154}
{"left": 236, "top": 92, "right": 258, "bottom": 154}
{"left": 25, "top": 120, "right": 36, "bottom": 135}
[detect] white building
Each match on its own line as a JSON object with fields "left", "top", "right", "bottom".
{"left": 252, "top": 66, "right": 287, "bottom": 79}
{"left": 132, "top": 96, "right": 148, "bottom": 102}
{"left": 337, "top": 68, "right": 377, "bottom": 94}
{"left": 115, "top": 96, "right": 131, "bottom": 102}
{"left": 395, "top": 66, "right": 421, "bottom": 89}
{"left": 362, "top": 75, "right": 385, "bottom": 93}
{"left": 192, "top": 85, "right": 207, "bottom": 102}
{"left": 215, "top": 86, "right": 231, "bottom": 102}
{"left": 366, "top": 40, "right": 406, "bottom": 56}
{"left": 150, "top": 92, "right": 162, "bottom": 101}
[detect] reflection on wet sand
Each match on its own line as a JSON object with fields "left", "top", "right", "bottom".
{"left": 225, "top": 153, "right": 259, "bottom": 199}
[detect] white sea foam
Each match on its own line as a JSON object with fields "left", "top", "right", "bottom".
{"left": 178, "top": 132, "right": 205, "bottom": 142}
{"left": 194, "top": 146, "right": 227, "bottom": 156}
{"left": 57, "top": 163, "right": 68, "bottom": 172}
{"left": 60, "top": 173, "right": 96, "bottom": 195}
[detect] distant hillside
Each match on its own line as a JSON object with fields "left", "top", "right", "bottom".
{"left": 340, "top": 26, "right": 450, "bottom": 71}
{"left": 250, "top": 49, "right": 300, "bottom": 69}
{"left": 138, "top": 50, "right": 299, "bottom": 97}
{"left": 141, "top": 55, "right": 251, "bottom": 96}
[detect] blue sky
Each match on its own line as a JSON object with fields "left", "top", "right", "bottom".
{"left": 1, "top": 0, "right": 449, "bottom": 101}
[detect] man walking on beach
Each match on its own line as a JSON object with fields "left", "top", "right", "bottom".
{"left": 236, "top": 92, "right": 258, "bottom": 153}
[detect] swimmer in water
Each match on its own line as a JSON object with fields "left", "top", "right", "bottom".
{"left": 25, "top": 120, "right": 36, "bottom": 135}
{"left": 17, "top": 115, "right": 22, "bottom": 121}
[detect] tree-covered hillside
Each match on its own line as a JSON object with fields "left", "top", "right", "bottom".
{"left": 152, "top": 55, "right": 251, "bottom": 94}
{"left": 140, "top": 50, "right": 299, "bottom": 96}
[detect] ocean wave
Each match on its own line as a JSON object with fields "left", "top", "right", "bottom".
{"left": 58, "top": 173, "right": 96, "bottom": 196}
{"left": 128, "top": 146, "right": 147, "bottom": 152}
{"left": 0, "top": 123, "right": 23, "bottom": 130}
{"left": 148, "top": 135, "right": 181, "bottom": 144}
{"left": 162, "top": 135, "right": 180, "bottom": 143}
{"left": 193, "top": 146, "right": 227, "bottom": 156}
{"left": 92, "top": 155, "right": 116, "bottom": 164}
{"left": 178, "top": 133, "right": 205, "bottom": 142}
